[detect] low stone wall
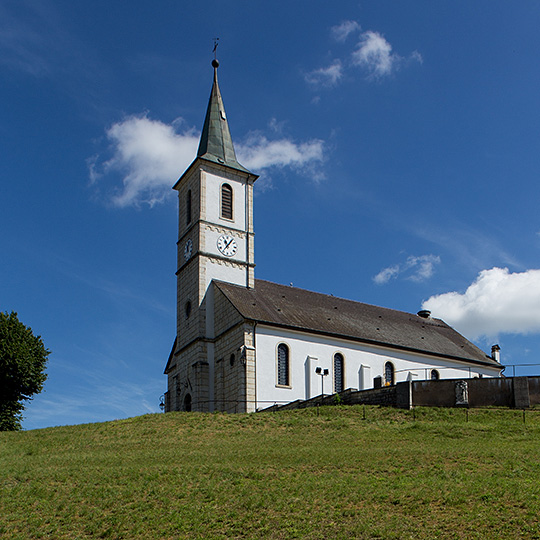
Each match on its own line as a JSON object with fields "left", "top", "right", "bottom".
{"left": 411, "top": 377, "right": 540, "bottom": 408}
{"left": 261, "top": 376, "right": 540, "bottom": 413}
{"left": 528, "top": 378, "right": 540, "bottom": 406}
{"left": 262, "top": 383, "right": 408, "bottom": 412}
{"left": 340, "top": 385, "right": 397, "bottom": 407}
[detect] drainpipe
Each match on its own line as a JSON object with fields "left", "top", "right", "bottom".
{"left": 253, "top": 322, "right": 257, "bottom": 410}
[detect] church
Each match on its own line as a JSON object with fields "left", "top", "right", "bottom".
{"left": 163, "top": 59, "right": 502, "bottom": 413}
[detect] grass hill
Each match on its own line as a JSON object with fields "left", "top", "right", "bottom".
{"left": 1, "top": 406, "right": 540, "bottom": 539}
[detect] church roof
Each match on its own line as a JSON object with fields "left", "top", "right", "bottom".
{"left": 196, "top": 60, "right": 251, "bottom": 174}
{"left": 214, "top": 279, "right": 499, "bottom": 368}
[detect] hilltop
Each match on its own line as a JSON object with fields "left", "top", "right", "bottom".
{"left": 1, "top": 406, "right": 540, "bottom": 539}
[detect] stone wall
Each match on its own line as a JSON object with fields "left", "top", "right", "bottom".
{"left": 260, "top": 377, "right": 540, "bottom": 413}
{"left": 340, "top": 386, "right": 398, "bottom": 407}
{"left": 261, "top": 383, "right": 408, "bottom": 411}
{"left": 167, "top": 340, "right": 208, "bottom": 412}
{"left": 213, "top": 288, "right": 256, "bottom": 413}
{"left": 213, "top": 286, "right": 243, "bottom": 338}
{"left": 411, "top": 377, "right": 533, "bottom": 408}
{"left": 529, "top": 378, "right": 540, "bottom": 406}
{"left": 214, "top": 323, "right": 246, "bottom": 413}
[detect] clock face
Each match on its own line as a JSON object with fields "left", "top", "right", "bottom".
{"left": 183, "top": 239, "right": 193, "bottom": 261}
{"left": 217, "top": 234, "right": 237, "bottom": 257}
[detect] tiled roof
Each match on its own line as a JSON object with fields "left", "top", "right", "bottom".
{"left": 214, "top": 279, "right": 499, "bottom": 367}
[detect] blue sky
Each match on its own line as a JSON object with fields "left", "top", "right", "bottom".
{"left": 2, "top": 1, "right": 540, "bottom": 429}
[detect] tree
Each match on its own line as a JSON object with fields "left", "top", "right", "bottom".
{"left": 0, "top": 311, "right": 49, "bottom": 430}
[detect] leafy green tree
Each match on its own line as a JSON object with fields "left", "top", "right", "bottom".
{"left": 0, "top": 311, "right": 49, "bottom": 430}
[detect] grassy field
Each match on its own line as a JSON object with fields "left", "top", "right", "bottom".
{"left": 1, "top": 406, "right": 540, "bottom": 539}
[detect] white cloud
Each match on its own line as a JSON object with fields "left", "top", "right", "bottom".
{"left": 422, "top": 267, "right": 540, "bottom": 339}
{"left": 268, "top": 117, "right": 286, "bottom": 135}
{"left": 304, "top": 60, "right": 343, "bottom": 87}
{"left": 410, "top": 50, "right": 424, "bottom": 65}
{"left": 410, "top": 255, "right": 440, "bottom": 282}
{"left": 373, "top": 264, "right": 401, "bottom": 285}
{"left": 238, "top": 133, "right": 324, "bottom": 170}
{"left": 306, "top": 23, "right": 422, "bottom": 88}
{"left": 374, "top": 255, "right": 440, "bottom": 285}
{"left": 410, "top": 222, "right": 520, "bottom": 274}
{"left": 351, "top": 31, "right": 397, "bottom": 78}
{"left": 351, "top": 31, "right": 422, "bottom": 79}
{"left": 91, "top": 115, "right": 326, "bottom": 207}
{"left": 97, "top": 115, "right": 199, "bottom": 207}
{"left": 331, "top": 20, "right": 361, "bottom": 42}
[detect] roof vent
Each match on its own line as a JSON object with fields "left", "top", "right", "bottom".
{"left": 417, "top": 310, "right": 431, "bottom": 319}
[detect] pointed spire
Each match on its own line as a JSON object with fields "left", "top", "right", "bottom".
{"left": 197, "top": 59, "right": 250, "bottom": 173}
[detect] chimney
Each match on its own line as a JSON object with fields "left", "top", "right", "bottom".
{"left": 417, "top": 310, "right": 431, "bottom": 319}
{"left": 491, "top": 344, "right": 501, "bottom": 363}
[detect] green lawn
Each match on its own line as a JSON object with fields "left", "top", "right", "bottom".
{"left": 1, "top": 406, "right": 540, "bottom": 539}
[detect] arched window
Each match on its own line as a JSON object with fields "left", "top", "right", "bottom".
{"left": 183, "top": 393, "right": 192, "bottom": 412}
{"left": 384, "top": 362, "right": 395, "bottom": 386}
{"left": 431, "top": 369, "right": 440, "bottom": 380}
{"left": 221, "top": 183, "right": 233, "bottom": 220}
{"left": 186, "top": 190, "right": 192, "bottom": 225}
{"left": 277, "top": 344, "right": 290, "bottom": 386}
{"left": 334, "top": 353, "right": 344, "bottom": 394}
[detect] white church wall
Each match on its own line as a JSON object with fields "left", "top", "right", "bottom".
{"left": 359, "top": 365, "right": 371, "bottom": 391}
{"left": 305, "top": 356, "right": 320, "bottom": 400}
{"left": 254, "top": 325, "right": 500, "bottom": 410}
{"left": 205, "top": 261, "right": 246, "bottom": 291}
{"left": 204, "top": 171, "right": 246, "bottom": 227}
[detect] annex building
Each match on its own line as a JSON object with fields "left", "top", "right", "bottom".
{"left": 163, "top": 60, "right": 502, "bottom": 413}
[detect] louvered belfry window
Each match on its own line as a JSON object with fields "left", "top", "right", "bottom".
{"left": 277, "top": 344, "right": 289, "bottom": 386}
{"left": 221, "top": 184, "right": 233, "bottom": 220}
{"left": 334, "top": 353, "right": 344, "bottom": 393}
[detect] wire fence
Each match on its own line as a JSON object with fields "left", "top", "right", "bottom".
{"left": 160, "top": 395, "right": 540, "bottom": 418}
{"left": 394, "top": 363, "right": 540, "bottom": 379}
{"left": 160, "top": 368, "right": 540, "bottom": 415}
{"left": 159, "top": 395, "right": 540, "bottom": 426}
{"left": 503, "top": 364, "right": 540, "bottom": 377}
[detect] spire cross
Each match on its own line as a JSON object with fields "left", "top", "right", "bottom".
{"left": 212, "top": 38, "right": 219, "bottom": 60}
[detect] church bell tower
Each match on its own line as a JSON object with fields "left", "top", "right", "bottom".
{"left": 164, "top": 58, "right": 258, "bottom": 412}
